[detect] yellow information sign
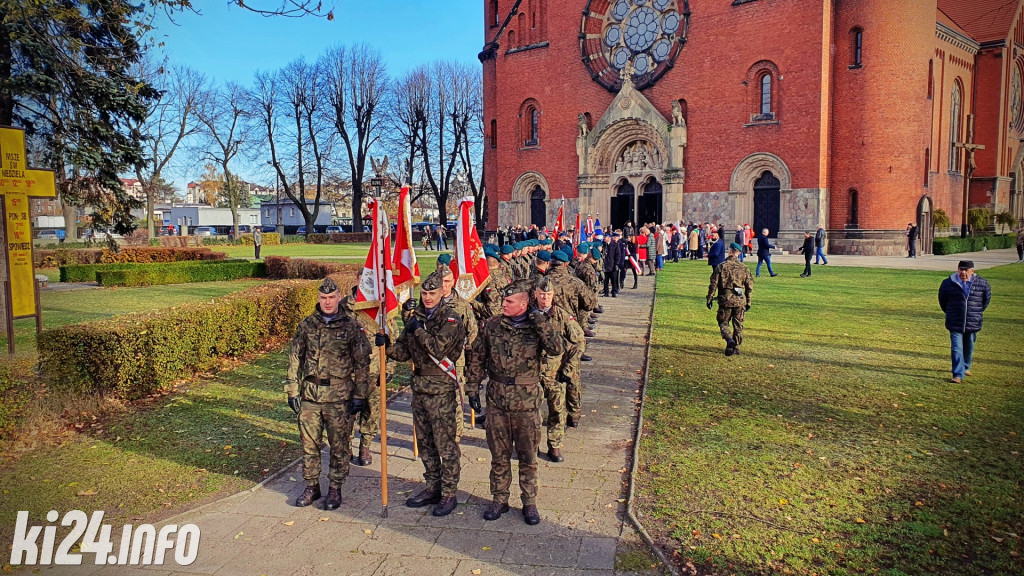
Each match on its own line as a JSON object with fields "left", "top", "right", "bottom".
{"left": 0, "top": 126, "right": 56, "bottom": 319}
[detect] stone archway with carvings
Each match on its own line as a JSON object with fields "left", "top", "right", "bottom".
{"left": 729, "top": 152, "right": 793, "bottom": 233}
{"left": 500, "top": 171, "right": 550, "bottom": 227}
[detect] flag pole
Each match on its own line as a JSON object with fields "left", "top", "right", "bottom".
{"left": 371, "top": 178, "right": 389, "bottom": 519}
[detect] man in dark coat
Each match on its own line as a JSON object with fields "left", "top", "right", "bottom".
{"left": 938, "top": 260, "right": 991, "bottom": 383}
{"left": 601, "top": 234, "right": 621, "bottom": 297}
{"left": 755, "top": 228, "right": 778, "bottom": 277}
{"left": 814, "top": 226, "right": 828, "bottom": 265}
{"left": 707, "top": 230, "right": 726, "bottom": 268}
{"left": 798, "top": 232, "right": 814, "bottom": 277}
{"left": 906, "top": 222, "right": 919, "bottom": 259}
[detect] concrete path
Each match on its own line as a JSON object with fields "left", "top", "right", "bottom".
{"left": 765, "top": 247, "right": 1020, "bottom": 271}
{"left": 59, "top": 279, "right": 656, "bottom": 576}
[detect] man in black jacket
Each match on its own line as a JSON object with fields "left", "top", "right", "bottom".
{"left": 798, "top": 232, "right": 814, "bottom": 277}
{"left": 601, "top": 234, "right": 621, "bottom": 297}
{"left": 906, "top": 222, "right": 919, "bottom": 259}
{"left": 755, "top": 228, "right": 778, "bottom": 278}
{"left": 938, "top": 261, "right": 991, "bottom": 383}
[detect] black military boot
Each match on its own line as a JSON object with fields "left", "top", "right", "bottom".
{"left": 567, "top": 415, "right": 579, "bottom": 428}
{"left": 432, "top": 496, "right": 458, "bottom": 517}
{"left": 632, "top": 280, "right": 638, "bottom": 289}
{"left": 583, "top": 328, "right": 596, "bottom": 338}
{"left": 547, "top": 447, "right": 564, "bottom": 463}
{"left": 590, "top": 312, "right": 599, "bottom": 320}
{"left": 580, "top": 355, "right": 593, "bottom": 362}
{"left": 595, "top": 305, "right": 604, "bottom": 313}
{"left": 523, "top": 505, "right": 541, "bottom": 525}
{"left": 350, "top": 439, "right": 372, "bottom": 466}
{"left": 405, "top": 488, "right": 442, "bottom": 508}
{"left": 295, "top": 484, "right": 321, "bottom": 507}
{"left": 483, "top": 499, "right": 509, "bottom": 521}
{"left": 476, "top": 413, "right": 487, "bottom": 428}
{"left": 724, "top": 339, "right": 737, "bottom": 357}
{"left": 325, "top": 485, "right": 342, "bottom": 510}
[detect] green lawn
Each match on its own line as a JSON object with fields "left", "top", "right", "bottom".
{"left": 640, "top": 262, "right": 1024, "bottom": 576}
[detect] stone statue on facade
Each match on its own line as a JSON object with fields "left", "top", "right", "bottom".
{"left": 671, "top": 101, "right": 686, "bottom": 127}
{"left": 578, "top": 113, "right": 590, "bottom": 138}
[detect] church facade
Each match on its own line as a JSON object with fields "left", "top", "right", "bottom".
{"left": 480, "top": 0, "right": 1024, "bottom": 254}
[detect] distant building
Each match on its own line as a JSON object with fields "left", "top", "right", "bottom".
{"left": 163, "top": 204, "right": 261, "bottom": 234}
{"left": 260, "top": 200, "right": 333, "bottom": 232}
{"left": 120, "top": 178, "right": 145, "bottom": 201}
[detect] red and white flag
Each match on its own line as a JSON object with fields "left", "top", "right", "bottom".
{"left": 354, "top": 198, "right": 399, "bottom": 330}
{"left": 585, "top": 214, "right": 595, "bottom": 240}
{"left": 553, "top": 198, "right": 564, "bottom": 238}
{"left": 391, "top": 185, "right": 420, "bottom": 304}
{"left": 572, "top": 212, "right": 581, "bottom": 256}
{"left": 454, "top": 197, "right": 490, "bottom": 300}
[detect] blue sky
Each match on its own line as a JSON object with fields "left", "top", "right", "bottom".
{"left": 154, "top": 0, "right": 484, "bottom": 188}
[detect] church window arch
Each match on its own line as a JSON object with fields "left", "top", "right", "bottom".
{"left": 927, "top": 59, "right": 933, "bottom": 100}
{"left": 848, "top": 189, "right": 859, "bottom": 227}
{"left": 508, "top": 29, "right": 516, "bottom": 48}
{"left": 746, "top": 61, "right": 780, "bottom": 123}
{"left": 490, "top": 0, "right": 499, "bottom": 27}
{"left": 519, "top": 99, "right": 541, "bottom": 147}
{"left": 760, "top": 73, "right": 772, "bottom": 115}
{"left": 949, "top": 80, "right": 963, "bottom": 173}
{"left": 851, "top": 27, "right": 863, "bottom": 68}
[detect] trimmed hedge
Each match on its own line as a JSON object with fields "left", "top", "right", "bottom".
{"left": 96, "top": 260, "right": 267, "bottom": 287}
{"left": 37, "top": 280, "right": 322, "bottom": 398}
{"left": 264, "top": 256, "right": 359, "bottom": 280}
{"left": 62, "top": 259, "right": 245, "bottom": 283}
{"left": 329, "top": 232, "right": 372, "bottom": 243}
{"left": 240, "top": 232, "right": 281, "bottom": 246}
{"left": 38, "top": 246, "right": 223, "bottom": 267}
{"left": 307, "top": 233, "right": 329, "bottom": 244}
{"left": 933, "top": 234, "right": 1016, "bottom": 255}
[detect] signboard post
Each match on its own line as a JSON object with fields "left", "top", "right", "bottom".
{"left": 0, "top": 126, "right": 57, "bottom": 354}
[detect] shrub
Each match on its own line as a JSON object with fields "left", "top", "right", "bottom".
{"left": 238, "top": 232, "right": 281, "bottom": 246}
{"left": 967, "top": 208, "right": 992, "bottom": 236}
{"left": 306, "top": 233, "right": 329, "bottom": 244}
{"left": 0, "top": 357, "right": 30, "bottom": 438}
{"left": 96, "top": 260, "right": 267, "bottom": 287}
{"left": 329, "top": 232, "right": 372, "bottom": 243}
{"left": 37, "top": 280, "right": 322, "bottom": 398}
{"left": 933, "top": 234, "right": 1015, "bottom": 255}
{"left": 995, "top": 211, "right": 1017, "bottom": 231}
{"left": 62, "top": 259, "right": 258, "bottom": 283}
{"left": 263, "top": 256, "right": 358, "bottom": 280}
{"left": 157, "top": 236, "right": 202, "bottom": 248}
{"left": 933, "top": 208, "right": 951, "bottom": 230}
{"left": 36, "top": 249, "right": 104, "bottom": 267}
{"left": 99, "top": 246, "right": 225, "bottom": 263}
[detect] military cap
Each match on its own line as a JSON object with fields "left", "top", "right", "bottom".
{"left": 501, "top": 244, "right": 515, "bottom": 255}
{"left": 319, "top": 277, "right": 340, "bottom": 294}
{"left": 513, "top": 241, "right": 525, "bottom": 250}
{"left": 612, "top": 231, "right": 621, "bottom": 237}
{"left": 528, "top": 239, "right": 539, "bottom": 247}
{"left": 436, "top": 253, "right": 453, "bottom": 266}
{"left": 552, "top": 250, "right": 569, "bottom": 263}
{"left": 533, "top": 276, "right": 555, "bottom": 292}
{"left": 590, "top": 246, "right": 603, "bottom": 260}
{"left": 540, "top": 238, "right": 553, "bottom": 246}
{"left": 501, "top": 278, "right": 533, "bottom": 298}
{"left": 729, "top": 242, "right": 743, "bottom": 252}
{"left": 536, "top": 250, "right": 551, "bottom": 262}
{"left": 483, "top": 245, "right": 498, "bottom": 258}
{"left": 576, "top": 243, "right": 589, "bottom": 254}
{"left": 420, "top": 269, "right": 445, "bottom": 291}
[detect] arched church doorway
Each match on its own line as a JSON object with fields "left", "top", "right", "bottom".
{"left": 611, "top": 181, "right": 635, "bottom": 231}
{"left": 638, "top": 178, "right": 663, "bottom": 225}
{"left": 530, "top": 186, "right": 546, "bottom": 228}
{"left": 753, "top": 171, "right": 781, "bottom": 235}
{"left": 917, "top": 195, "right": 933, "bottom": 255}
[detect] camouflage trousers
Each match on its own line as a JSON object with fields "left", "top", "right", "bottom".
{"left": 566, "top": 377, "right": 584, "bottom": 420}
{"left": 716, "top": 306, "right": 745, "bottom": 345}
{"left": 355, "top": 378, "right": 382, "bottom": 445}
{"left": 455, "top": 363, "right": 466, "bottom": 440}
{"left": 542, "top": 379, "right": 567, "bottom": 449}
{"left": 485, "top": 406, "right": 542, "bottom": 506}
{"left": 413, "top": 390, "right": 462, "bottom": 498}
{"left": 298, "top": 401, "right": 356, "bottom": 487}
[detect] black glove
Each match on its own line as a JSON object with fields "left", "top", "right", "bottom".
{"left": 405, "top": 317, "right": 423, "bottom": 333}
{"left": 745, "top": 304, "right": 751, "bottom": 312}
{"left": 528, "top": 308, "right": 546, "bottom": 325}
{"left": 288, "top": 396, "right": 301, "bottom": 414}
{"left": 468, "top": 395, "right": 482, "bottom": 414}
{"left": 347, "top": 398, "right": 368, "bottom": 416}
{"left": 374, "top": 333, "right": 387, "bottom": 347}
{"left": 706, "top": 301, "right": 713, "bottom": 310}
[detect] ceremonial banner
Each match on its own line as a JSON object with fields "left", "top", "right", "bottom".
{"left": 391, "top": 185, "right": 420, "bottom": 304}
{"left": 454, "top": 197, "right": 489, "bottom": 300}
{"left": 553, "top": 198, "right": 564, "bottom": 237}
{"left": 572, "top": 212, "right": 581, "bottom": 256}
{"left": 585, "top": 215, "right": 595, "bottom": 240}
{"left": 354, "top": 198, "right": 399, "bottom": 329}
{"left": 594, "top": 216, "right": 603, "bottom": 238}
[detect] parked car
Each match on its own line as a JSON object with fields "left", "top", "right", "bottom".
{"left": 158, "top": 225, "right": 177, "bottom": 236}
{"left": 296, "top": 226, "right": 307, "bottom": 236}
{"left": 36, "top": 229, "right": 65, "bottom": 240}
{"left": 81, "top": 229, "right": 121, "bottom": 240}
{"left": 193, "top": 226, "right": 216, "bottom": 237}
{"left": 261, "top": 225, "right": 277, "bottom": 233}
{"left": 326, "top": 225, "right": 344, "bottom": 234}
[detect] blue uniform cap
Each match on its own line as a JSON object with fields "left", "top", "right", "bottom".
{"left": 552, "top": 251, "right": 570, "bottom": 263}
{"left": 436, "top": 253, "right": 453, "bottom": 266}
{"left": 536, "top": 250, "right": 551, "bottom": 262}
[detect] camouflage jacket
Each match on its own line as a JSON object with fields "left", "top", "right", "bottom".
{"left": 341, "top": 293, "right": 397, "bottom": 377}
{"left": 707, "top": 255, "right": 754, "bottom": 308}
{"left": 466, "top": 311, "right": 565, "bottom": 412}
{"left": 387, "top": 300, "right": 467, "bottom": 395}
{"left": 574, "top": 259, "right": 600, "bottom": 293}
{"left": 474, "top": 265, "right": 511, "bottom": 321}
{"left": 548, "top": 265, "right": 597, "bottom": 316}
{"left": 539, "top": 305, "right": 585, "bottom": 385}
{"left": 444, "top": 292, "right": 478, "bottom": 352}
{"left": 286, "top": 306, "right": 372, "bottom": 403}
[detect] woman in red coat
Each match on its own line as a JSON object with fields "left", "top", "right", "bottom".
{"left": 636, "top": 228, "right": 649, "bottom": 274}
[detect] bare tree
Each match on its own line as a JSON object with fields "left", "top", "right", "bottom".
{"left": 196, "top": 82, "right": 249, "bottom": 237}
{"left": 131, "top": 63, "right": 206, "bottom": 236}
{"left": 452, "top": 66, "right": 485, "bottom": 226}
{"left": 322, "top": 44, "right": 389, "bottom": 227}
{"left": 387, "top": 66, "right": 430, "bottom": 185}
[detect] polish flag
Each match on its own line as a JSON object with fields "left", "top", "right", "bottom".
{"left": 454, "top": 197, "right": 490, "bottom": 300}
{"left": 585, "top": 215, "right": 595, "bottom": 240}
{"left": 354, "top": 198, "right": 399, "bottom": 330}
{"left": 391, "top": 185, "right": 420, "bottom": 304}
{"left": 553, "top": 199, "right": 564, "bottom": 238}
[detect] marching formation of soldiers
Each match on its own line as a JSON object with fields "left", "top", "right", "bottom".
{"left": 285, "top": 235, "right": 608, "bottom": 525}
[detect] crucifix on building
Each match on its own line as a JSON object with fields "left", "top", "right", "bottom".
{"left": 954, "top": 113, "right": 985, "bottom": 238}
{"left": 0, "top": 126, "right": 57, "bottom": 354}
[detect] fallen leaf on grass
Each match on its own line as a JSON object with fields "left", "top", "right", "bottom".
{"left": 482, "top": 546, "right": 492, "bottom": 551}
{"left": 992, "top": 536, "right": 1004, "bottom": 543}
{"left": 712, "top": 533, "right": 722, "bottom": 539}
{"left": 855, "top": 518, "right": 866, "bottom": 524}
{"left": 234, "top": 532, "right": 243, "bottom": 539}
{"left": 76, "top": 489, "right": 98, "bottom": 497}
{"left": 318, "top": 517, "right": 329, "bottom": 522}
{"left": 282, "top": 521, "right": 295, "bottom": 526}
{"left": 812, "top": 538, "right": 820, "bottom": 543}
{"left": 915, "top": 501, "right": 924, "bottom": 507}
{"left": 472, "top": 570, "right": 482, "bottom": 575}
{"left": 363, "top": 529, "right": 373, "bottom": 534}
{"left": 779, "top": 498, "right": 788, "bottom": 505}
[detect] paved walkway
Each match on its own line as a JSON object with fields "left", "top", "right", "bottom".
{"left": 70, "top": 280, "right": 656, "bottom": 576}
{"left": 766, "top": 247, "right": 1020, "bottom": 271}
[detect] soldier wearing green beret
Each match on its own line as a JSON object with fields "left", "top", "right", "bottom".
{"left": 466, "top": 278, "right": 564, "bottom": 525}
{"left": 387, "top": 269, "right": 467, "bottom": 516}
{"left": 707, "top": 242, "right": 754, "bottom": 356}
{"left": 286, "top": 277, "right": 372, "bottom": 509}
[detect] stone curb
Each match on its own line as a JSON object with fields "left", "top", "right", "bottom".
{"left": 624, "top": 275, "right": 681, "bottom": 576}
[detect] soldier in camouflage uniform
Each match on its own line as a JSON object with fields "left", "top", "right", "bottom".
{"left": 707, "top": 242, "right": 754, "bottom": 356}
{"left": 437, "top": 254, "right": 478, "bottom": 440}
{"left": 475, "top": 245, "right": 511, "bottom": 322}
{"left": 532, "top": 277, "right": 584, "bottom": 462}
{"left": 529, "top": 250, "right": 552, "bottom": 282}
{"left": 548, "top": 251, "right": 597, "bottom": 337}
{"left": 467, "top": 278, "right": 565, "bottom": 525}
{"left": 387, "top": 270, "right": 467, "bottom": 516}
{"left": 286, "top": 277, "right": 372, "bottom": 509}
{"left": 340, "top": 272, "right": 398, "bottom": 467}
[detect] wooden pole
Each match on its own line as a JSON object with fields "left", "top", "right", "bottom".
{"left": 378, "top": 343, "right": 388, "bottom": 518}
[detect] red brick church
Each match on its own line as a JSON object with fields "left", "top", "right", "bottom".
{"left": 480, "top": 0, "right": 1024, "bottom": 254}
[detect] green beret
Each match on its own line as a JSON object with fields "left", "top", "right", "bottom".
{"left": 319, "top": 277, "right": 340, "bottom": 294}
{"left": 576, "top": 243, "right": 589, "bottom": 254}
{"left": 484, "top": 245, "right": 498, "bottom": 258}
{"left": 513, "top": 242, "right": 525, "bottom": 250}
{"left": 528, "top": 239, "right": 539, "bottom": 247}
{"left": 552, "top": 250, "right": 569, "bottom": 263}
{"left": 590, "top": 247, "right": 602, "bottom": 260}
{"left": 540, "top": 238, "right": 553, "bottom": 246}
{"left": 436, "top": 253, "right": 453, "bottom": 266}
{"left": 501, "top": 278, "right": 533, "bottom": 298}
{"left": 501, "top": 244, "right": 515, "bottom": 255}
{"left": 536, "top": 250, "right": 551, "bottom": 262}
{"left": 729, "top": 242, "right": 743, "bottom": 252}
{"left": 420, "top": 269, "right": 445, "bottom": 291}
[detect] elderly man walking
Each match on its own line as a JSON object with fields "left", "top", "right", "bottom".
{"left": 938, "top": 260, "right": 991, "bottom": 383}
